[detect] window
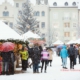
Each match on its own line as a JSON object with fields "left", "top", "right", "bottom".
{"left": 64, "top": 32, "right": 70, "bottom": 37}
{"left": 65, "top": 2, "right": 68, "bottom": 6}
{"left": 42, "top": 33, "right": 45, "bottom": 38}
{"left": 72, "top": 2, "right": 76, "bottom": 6}
{"left": 53, "top": 23, "right": 58, "bottom": 28}
{"left": 42, "top": 11, "right": 45, "bottom": 16}
{"left": 53, "top": 13, "right": 58, "bottom": 19}
{"left": 72, "top": 13, "right": 77, "bottom": 19}
{"left": 41, "top": 22, "right": 45, "bottom": 28}
{"left": 53, "top": 2, "right": 57, "bottom": 6}
{"left": 64, "top": 23, "right": 70, "bottom": 27}
{"left": 36, "top": 11, "right": 40, "bottom": 16}
{"left": 3, "top": 11, "right": 9, "bottom": 16}
{"left": 9, "top": 22, "right": 13, "bottom": 27}
{"left": 73, "top": 23, "right": 76, "bottom": 27}
{"left": 16, "top": 3, "right": 19, "bottom": 7}
{"left": 64, "top": 12, "right": 70, "bottom": 20}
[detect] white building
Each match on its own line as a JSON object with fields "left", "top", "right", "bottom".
{"left": 0, "top": 0, "right": 80, "bottom": 46}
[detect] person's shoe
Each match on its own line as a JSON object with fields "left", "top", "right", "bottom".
{"left": 64, "top": 67, "right": 67, "bottom": 69}
{"left": 63, "top": 67, "right": 65, "bottom": 69}
{"left": 50, "top": 65, "right": 52, "bottom": 67}
{"left": 6, "top": 71, "right": 10, "bottom": 75}
{"left": 33, "top": 72, "right": 36, "bottom": 73}
{"left": 41, "top": 70, "right": 42, "bottom": 73}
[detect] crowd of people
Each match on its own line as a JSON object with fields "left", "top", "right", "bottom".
{"left": 0, "top": 42, "right": 80, "bottom": 75}
{"left": 0, "top": 43, "right": 53, "bottom": 75}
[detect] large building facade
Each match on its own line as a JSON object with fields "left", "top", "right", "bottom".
{"left": 0, "top": 0, "right": 80, "bottom": 46}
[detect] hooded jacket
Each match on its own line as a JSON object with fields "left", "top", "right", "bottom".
{"left": 60, "top": 46, "right": 68, "bottom": 58}
{"left": 68, "top": 44, "right": 75, "bottom": 56}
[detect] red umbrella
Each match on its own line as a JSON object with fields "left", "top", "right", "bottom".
{"left": 2, "top": 42, "right": 15, "bottom": 52}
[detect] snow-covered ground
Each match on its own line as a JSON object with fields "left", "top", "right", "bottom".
{"left": 0, "top": 55, "right": 80, "bottom": 80}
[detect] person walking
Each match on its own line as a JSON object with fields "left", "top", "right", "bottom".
{"left": 1, "top": 51, "right": 10, "bottom": 75}
{"left": 9, "top": 51, "right": 15, "bottom": 75}
{"left": 60, "top": 46, "right": 68, "bottom": 69}
{"left": 47, "top": 48, "right": 53, "bottom": 67}
{"left": 41, "top": 47, "right": 49, "bottom": 73}
{"left": 68, "top": 44, "right": 75, "bottom": 69}
{"left": 74, "top": 46, "right": 78, "bottom": 65}
{"left": 32, "top": 43, "right": 41, "bottom": 73}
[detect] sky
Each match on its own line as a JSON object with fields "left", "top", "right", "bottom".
{"left": 0, "top": 0, "right": 79, "bottom": 5}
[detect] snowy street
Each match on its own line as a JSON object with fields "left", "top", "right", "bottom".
{"left": 0, "top": 55, "right": 80, "bottom": 80}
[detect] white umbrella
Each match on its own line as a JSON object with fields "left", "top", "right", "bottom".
{"left": 22, "top": 31, "right": 41, "bottom": 40}
{"left": 0, "top": 21, "right": 22, "bottom": 40}
{"left": 66, "top": 40, "right": 75, "bottom": 44}
{"left": 34, "top": 33, "right": 41, "bottom": 38}
{"left": 53, "top": 40, "right": 63, "bottom": 45}
{"left": 75, "top": 39, "right": 80, "bottom": 44}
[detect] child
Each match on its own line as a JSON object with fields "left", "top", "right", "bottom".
{"left": 0, "top": 55, "right": 2, "bottom": 75}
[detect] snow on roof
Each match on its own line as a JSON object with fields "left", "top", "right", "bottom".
{"left": 0, "top": 21, "right": 22, "bottom": 40}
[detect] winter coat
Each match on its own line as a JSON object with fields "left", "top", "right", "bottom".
{"left": 41, "top": 50, "right": 49, "bottom": 60}
{"left": 32, "top": 47, "right": 41, "bottom": 64}
{"left": 60, "top": 46, "right": 68, "bottom": 58}
{"left": 47, "top": 50, "right": 53, "bottom": 60}
{"left": 1, "top": 52, "right": 10, "bottom": 62}
{"left": 20, "top": 51, "right": 29, "bottom": 60}
{"left": 68, "top": 44, "right": 75, "bottom": 56}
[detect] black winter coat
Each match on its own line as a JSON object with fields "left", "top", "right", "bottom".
{"left": 32, "top": 47, "right": 41, "bottom": 64}
{"left": 68, "top": 45, "right": 75, "bottom": 56}
{"left": 1, "top": 52, "right": 10, "bottom": 62}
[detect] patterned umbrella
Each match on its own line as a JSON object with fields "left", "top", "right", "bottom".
{"left": 2, "top": 42, "right": 15, "bottom": 52}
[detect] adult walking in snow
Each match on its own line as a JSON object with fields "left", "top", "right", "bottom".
{"left": 47, "top": 48, "right": 53, "bottom": 67}
{"left": 41, "top": 47, "right": 49, "bottom": 73}
{"left": 1, "top": 51, "right": 10, "bottom": 75}
{"left": 60, "top": 46, "right": 68, "bottom": 69}
{"left": 68, "top": 44, "right": 75, "bottom": 69}
{"left": 32, "top": 43, "right": 41, "bottom": 73}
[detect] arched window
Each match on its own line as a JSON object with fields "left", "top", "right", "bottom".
{"left": 6, "top": 11, "right": 9, "bottom": 16}
{"left": 65, "top": 2, "right": 68, "bottom": 6}
{"left": 72, "top": 2, "right": 76, "bottom": 6}
{"left": 36, "top": 11, "right": 40, "bottom": 16}
{"left": 42, "top": 11, "right": 45, "bottom": 16}
{"left": 3, "top": 11, "right": 9, "bottom": 16}
{"left": 3, "top": 11, "right": 6, "bottom": 16}
{"left": 53, "top": 2, "right": 57, "bottom": 6}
